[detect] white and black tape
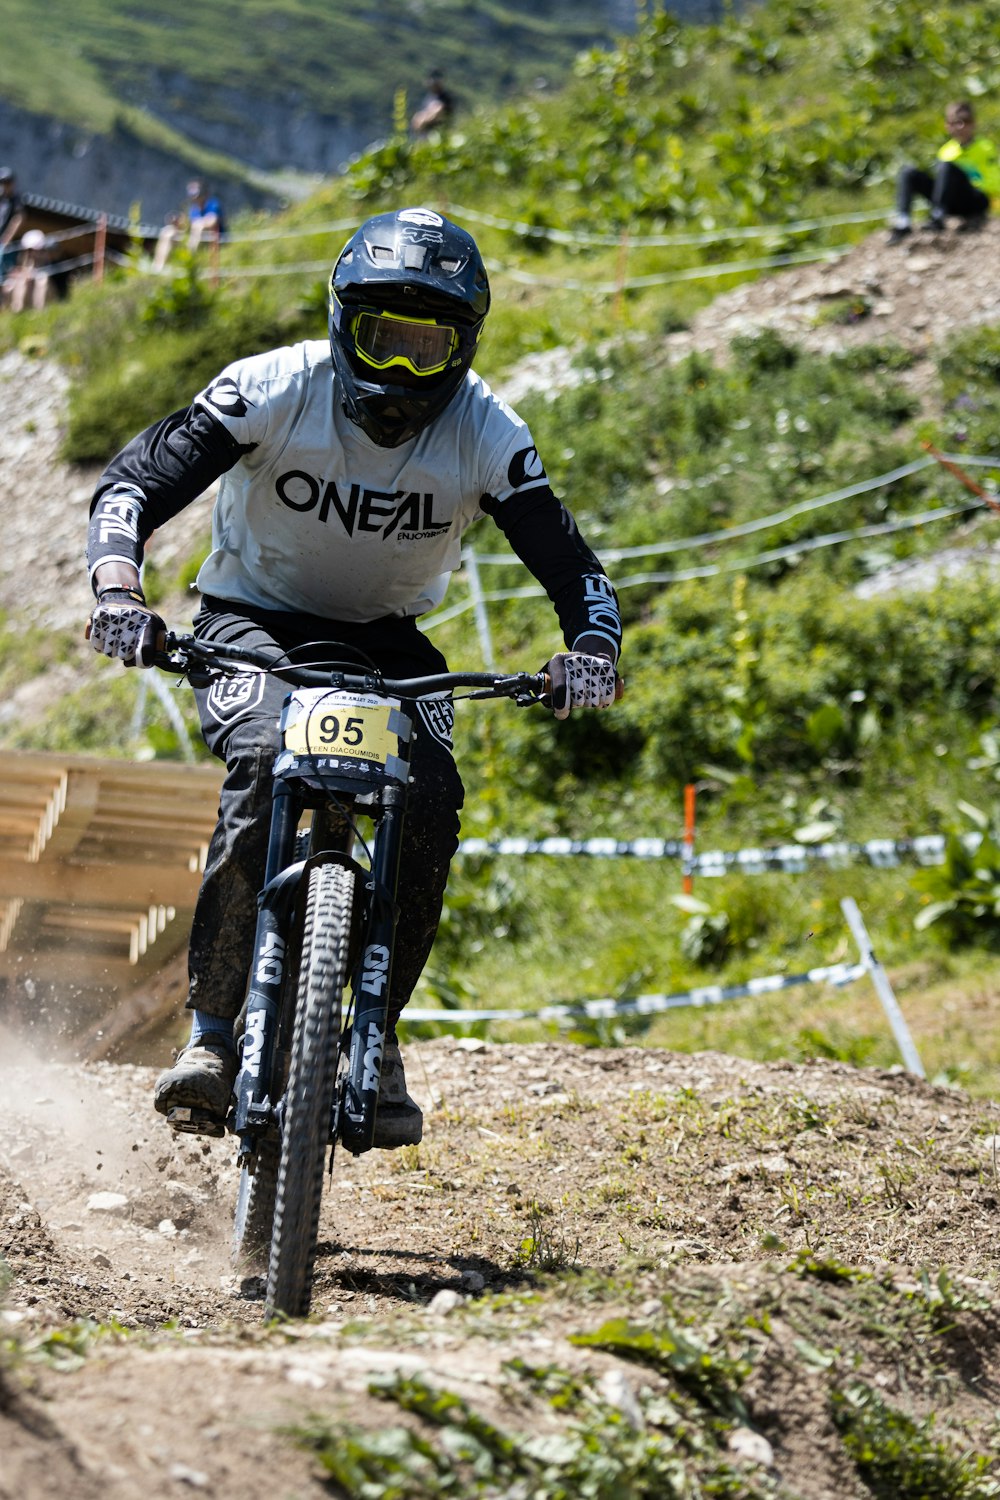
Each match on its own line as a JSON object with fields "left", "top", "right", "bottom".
{"left": 400, "top": 961, "right": 867, "bottom": 1026}
{"left": 457, "top": 833, "right": 952, "bottom": 873}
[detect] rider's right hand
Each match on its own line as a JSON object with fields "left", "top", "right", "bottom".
{"left": 86, "top": 589, "right": 166, "bottom": 669}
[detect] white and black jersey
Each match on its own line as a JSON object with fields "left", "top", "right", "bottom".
{"left": 89, "top": 339, "right": 622, "bottom": 660}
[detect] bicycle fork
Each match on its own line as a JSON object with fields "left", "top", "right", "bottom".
{"left": 339, "top": 787, "right": 406, "bottom": 1156}
{"left": 233, "top": 785, "right": 301, "bottom": 1160}
{"left": 233, "top": 780, "right": 407, "bottom": 1163}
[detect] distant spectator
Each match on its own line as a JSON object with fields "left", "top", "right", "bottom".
{"left": 411, "top": 71, "right": 454, "bottom": 135}
{"left": 889, "top": 100, "right": 1000, "bottom": 244}
{"left": 0, "top": 168, "right": 25, "bottom": 279}
{"left": 152, "top": 210, "right": 184, "bottom": 273}
{"left": 186, "top": 179, "right": 226, "bottom": 250}
{"left": 1, "top": 229, "right": 50, "bottom": 313}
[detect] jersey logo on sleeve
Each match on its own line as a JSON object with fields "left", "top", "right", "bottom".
{"left": 582, "top": 573, "right": 622, "bottom": 637}
{"left": 93, "top": 490, "right": 141, "bottom": 547}
{"left": 203, "top": 377, "right": 254, "bottom": 419}
{"left": 508, "top": 446, "right": 546, "bottom": 490}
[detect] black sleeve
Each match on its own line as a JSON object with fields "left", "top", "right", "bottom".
{"left": 480, "top": 484, "right": 622, "bottom": 662}
{"left": 87, "top": 404, "right": 252, "bottom": 584}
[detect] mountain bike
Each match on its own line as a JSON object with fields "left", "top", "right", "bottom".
{"left": 154, "top": 631, "right": 548, "bottom": 1319}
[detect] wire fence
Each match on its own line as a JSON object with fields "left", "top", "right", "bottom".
{"left": 4, "top": 200, "right": 896, "bottom": 299}
{"left": 422, "top": 451, "right": 1000, "bottom": 651}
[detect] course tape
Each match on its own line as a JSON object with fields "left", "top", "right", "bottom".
{"left": 113, "top": 205, "right": 893, "bottom": 255}
{"left": 400, "top": 960, "right": 867, "bottom": 1026}
{"left": 497, "top": 244, "right": 850, "bottom": 293}
{"left": 423, "top": 497, "right": 987, "bottom": 629}
{"left": 447, "top": 201, "right": 891, "bottom": 249}
{"left": 471, "top": 454, "right": 1000, "bottom": 567}
{"left": 194, "top": 244, "right": 851, "bottom": 293}
{"left": 457, "top": 833, "right": 952, "bottom": 874}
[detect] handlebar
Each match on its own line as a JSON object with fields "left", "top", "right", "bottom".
{"left": 152, "top": 632, "right": 550, "bottom": 706}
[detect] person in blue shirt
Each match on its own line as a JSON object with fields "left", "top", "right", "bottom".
{"left": 186, "top": 179, "right": 226, "bottom": 250}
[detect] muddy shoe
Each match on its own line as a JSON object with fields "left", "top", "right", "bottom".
{"left": 372, "top": 1038, "right": 423, "bottom": 1149}
{"left": 153, "top": 1037, "right": 237, "bottom": 1132}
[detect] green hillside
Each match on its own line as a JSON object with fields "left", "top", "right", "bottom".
{"left": 9, "top": 0, "right": 1000, "bottom": 1089}
{"left": 0, "top": 0, "right": 628, "bottom": 167}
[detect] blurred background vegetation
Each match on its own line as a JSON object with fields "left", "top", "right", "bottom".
{"left": 7, "top": 0, "right": 1000, "bottom": 1088}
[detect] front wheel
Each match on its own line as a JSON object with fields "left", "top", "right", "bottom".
{"left": 265, "top": 861, "right": 354, "bottom": 1319}
{"left": 232, "top": 1139, "right": 279, "bottom": 1272}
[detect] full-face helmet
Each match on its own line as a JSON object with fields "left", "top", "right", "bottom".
{"left": 329, "top": 207, "right": 490, "bottom": 447}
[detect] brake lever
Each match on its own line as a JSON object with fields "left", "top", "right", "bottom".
{"left": 465, "top": 673, "right": 550, "bottom": 707}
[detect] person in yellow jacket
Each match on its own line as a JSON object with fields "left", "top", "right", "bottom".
{"left": 889, "top": 100, "right": 1000, "bottom": 244}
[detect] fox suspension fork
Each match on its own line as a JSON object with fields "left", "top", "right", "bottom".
{"left": 232, "top": 784, "right": 302, "bottom": 1151}
{"left": 339, "top": 782, "right": 407, "bottom": 1156}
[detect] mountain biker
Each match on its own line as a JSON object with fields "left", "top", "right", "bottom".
{"left": 86, "top": 207, "right": 623, "bottom": 1149}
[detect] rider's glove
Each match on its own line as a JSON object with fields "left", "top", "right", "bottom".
{"left": 86, "top": 588, "right": 165, "bottom": 669}
{"left": 543, "top": 652, "right": 618, "bottom": 721}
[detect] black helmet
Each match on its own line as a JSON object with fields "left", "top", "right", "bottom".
{"left": 329, "top": 207, "right": 490, "bottom": 447}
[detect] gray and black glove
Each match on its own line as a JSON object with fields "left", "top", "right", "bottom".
{"left": 543, "top": 651, "right": 618, "bottom": 721}
{"left": 87, "top": 587, "right": 165, "bottom": 669}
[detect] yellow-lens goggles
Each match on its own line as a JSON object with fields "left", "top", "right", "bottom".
{"left": 351, "top": 308, "right": 459, "bottom": 376}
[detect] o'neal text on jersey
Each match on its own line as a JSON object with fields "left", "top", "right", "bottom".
{"left": 276, "top": 470, "right": 451, "bottom": 540}
{"left": 93, "top": 488, "right": 142, "bottom": 548}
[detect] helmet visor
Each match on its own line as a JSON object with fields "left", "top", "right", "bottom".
{"left": 351, "top": 308, "right": 459, "bottom": 376}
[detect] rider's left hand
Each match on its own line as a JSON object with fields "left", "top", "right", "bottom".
{"left": 542, "top": 650, "right": 620, "bottom": 721}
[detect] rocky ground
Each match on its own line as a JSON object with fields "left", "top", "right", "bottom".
{"left": 5, "top": 222, "right": 1000, "bottom": 1496}
{"left": 502, "top": 217, "right": 1000, "bottom": 409}
{"left": 665, "top": 215, "right": 1000, "bottom": 372}
{"left": 3, "top": 1027, "right": 1000, "bottom": 1498}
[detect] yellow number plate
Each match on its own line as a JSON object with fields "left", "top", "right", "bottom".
{"left": 282, "top": 690, "right": 401, "bottom": 765}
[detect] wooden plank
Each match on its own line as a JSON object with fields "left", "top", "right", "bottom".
{"left": 0, "top": 929, "right": 190, "bottom": 988}
{"left": 0, "top": 858, "right": 202, "bottom": 907}
{"left": 38, "top": 768, "right": 100, "bottom": 860}
{"left": 0, "top": 751, "right": 226, "bottom": 991}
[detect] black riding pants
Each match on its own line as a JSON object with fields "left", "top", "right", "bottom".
{"left": 895, "top": 161, "right": 989, "bottom": 221}
{"left": 185, "top": 597, "right": 465, "bottom": 1029}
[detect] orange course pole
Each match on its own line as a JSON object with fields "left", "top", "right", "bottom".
{"left": 682, "top": 782, "right": 696, "bottom": 894}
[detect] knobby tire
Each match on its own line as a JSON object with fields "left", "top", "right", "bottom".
{"left": 231, "top": 914, "right": 304, "bottom": 1272}
{"left": 233, "top": 1137, "right": 280, "bottom": 1270}
{"left": 266, "top": 861, "right": 354, "bottom": 1318}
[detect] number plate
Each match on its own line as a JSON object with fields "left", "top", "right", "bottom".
{"left": 281, "top": 689, "right": 405, "bottom": 765}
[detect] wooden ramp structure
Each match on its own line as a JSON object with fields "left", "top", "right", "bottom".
{"left": 0, "top": 752, "right": 222, "bottom": 1004}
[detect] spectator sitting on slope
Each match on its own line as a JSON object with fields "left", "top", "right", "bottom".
{"left": 186, "top": 180, "right": 226, "bottom": 251}
{"left": 889, "top": 100, "right": 1000, "bottom": 244}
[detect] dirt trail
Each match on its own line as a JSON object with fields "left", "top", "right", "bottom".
{"left": 6, "top": 223, "right": 1000, "bottom": 1493}
{"left": 4, "top": 1030, "right": 1000, "bottom": 1496}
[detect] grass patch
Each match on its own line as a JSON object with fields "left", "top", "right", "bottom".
{"left": 286, "top": 1256, "right": 1000, "bottom": 1498}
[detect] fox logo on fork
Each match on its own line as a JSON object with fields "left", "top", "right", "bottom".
{"left": 361, "top": 1021, "right": 385, "bottom": 1093}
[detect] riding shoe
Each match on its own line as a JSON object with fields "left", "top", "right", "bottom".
{"left": 373, "top": 1037, "right": 423, "bottom": 1149}
{"left": 153, "top": 1035, "right": 238, "bottom": 1121}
